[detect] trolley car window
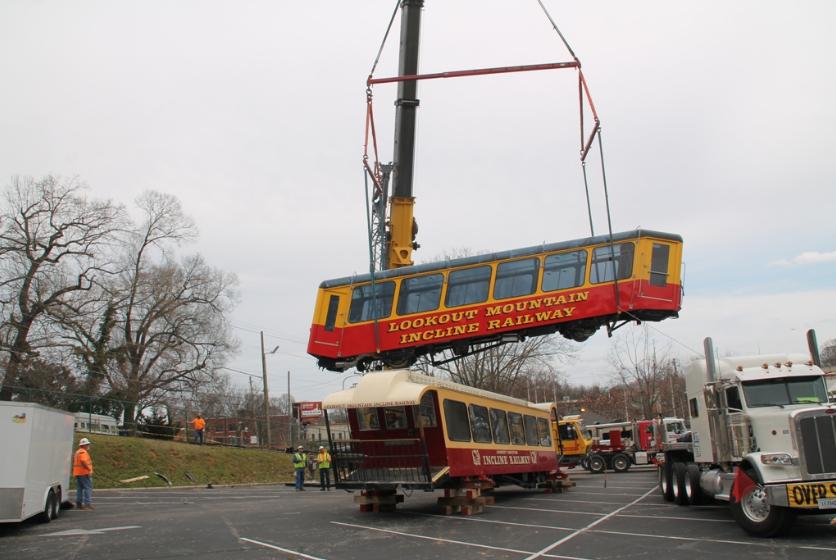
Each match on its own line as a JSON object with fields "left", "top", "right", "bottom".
{"left": 468, "top": 404, "right": 492, "bottom": 443}
{"left": 524, "top": 415, "right": 540, "bottom": 446}
{"left": 542, "top": 250, "right": 587, "bottom": 291}
{"left": 590, "top": 243, "right": 634, "bottom": 284}
{"left": 443, "top": 399, "right": 472, "bottom": 442}
{"left": 536, "top": 417, "right": 552, "bottom": 446}
{"left": 418, "top": 392, "right": 438, "bottom": 428}
{"left": 650, "top": 243, "right": 670, "bottom": 287}
{"left": 397, "top": 273, "right": 443, "bottom": 315}
{"left": 508, "top": 412, "right": 526, "bottom": 445}
{"left": 384, "top": 407, "right": 408, "bottom": 430}
{"left": 324, "top": 295, "right": 339, "bottom": 331}
{"left": 357, "top": 408, "right": 380, "bottom": 431}
{"left": 348, "top": 281, "right": 395, "bottom": 323}
{"left": 490, "top": 408, "right": 510, "bottom": 444}
{"left": 494, "top": 258, "right": 539, "bottom": 300}
{"left": 445, "top": 266, "right": 491, "bottom": 308}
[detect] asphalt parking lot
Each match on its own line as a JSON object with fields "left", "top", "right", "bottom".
{"left": 2, "top": 467, "right": 834, "bottom": 560}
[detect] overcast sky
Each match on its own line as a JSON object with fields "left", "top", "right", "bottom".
{"left": 2, "top": 1, "right": 835, "bottom": 402}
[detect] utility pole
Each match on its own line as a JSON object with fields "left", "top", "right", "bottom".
{"left": 260, "top": 332, "right": 279, "bottom": 449}
{"left": 287, "top": 370, "right": 292, "bottom": 448}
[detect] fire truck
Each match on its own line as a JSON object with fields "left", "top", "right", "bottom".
{"left": 583, "top": 416, "right": 686, "bottom": 473}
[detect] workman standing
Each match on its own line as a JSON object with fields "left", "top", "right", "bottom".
{"left": 293, "top": 446, "right": 307, "bottom": 491}
{"left": 315, "top": 445, "right": 332, "bottom": 491}
{"left": 191, "top": 414, "right": 206, "bottom": 444}
{"left": 73, "top": 438, "right": 94, "bottom": 510}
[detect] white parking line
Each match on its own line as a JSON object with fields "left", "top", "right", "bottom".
{"left": 521, "top": 486, "right": 659, "bottom": 560}
{"left": 489, "top": 505, "right": 606, "bottom": 517}
{"left": 240, "top": 537, "right": 328, "bottom": 560}
{"left": 588, "top": 528, "right": 836, "bottom": 552}
{"left": 330, "top": 521, "right": 592, "bottom": 560}
{"left": 406, "top": 511, "right": 578, "bottom": 531}
{"left": 523, "top": 497, "right": 637, "bottom": 506}
{"left": 615, "top": 513, "right": 735, "bottom": 523}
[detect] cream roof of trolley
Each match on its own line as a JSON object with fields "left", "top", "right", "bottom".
{"left": 322, "top": 370, "right": 534, "bottom": 410}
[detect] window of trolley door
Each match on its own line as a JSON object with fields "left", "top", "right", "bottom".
{"left": 445, "top": 265, "right": 491, "bottom": 308}
{"left": 741, "top": 376, "right": 829, "bottom": 407}
{"left": 348, "top": 281, "right": 395, "bottom": 323}
{"left": 490, "top": 408, "right": 511, "bottom": 444}
{"left": 649, "top": 242, "right": 671, "bottom": 287}
{"left": 468, "top": 404, "right": 492, "bottom": 443}
{"left": 508, "top": 412, "right": 526, "bottom": 445}
{"left": 397, "top": 273, "right": 442, "bottom": 315}
{"left": 357, "top": 407, "right": 381, "bottom": 431}
{"left": 537, "top": 417, "right": 552, "bottom": 446}
{"left": 443, "top": 399, "right": 472, "bottom": 442}
{"left": 494, "top": 258, "right": 539, "bottom": 300}
{"left": 418, "top": 392, "right": 438, "bottom": 428}
{"left": 590, "top": 242, "right": 634, "bottom": 284}
{"left": 542, "top": 250, "right": 587, "bottom": 292}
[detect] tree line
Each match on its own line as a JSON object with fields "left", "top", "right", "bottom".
{"left": 0, "top": 176, "right": 239, "bottom": 429}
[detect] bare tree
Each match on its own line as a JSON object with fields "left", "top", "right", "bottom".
{"left": 608, "top": 327, "right": 678, "bottom": 420}
{"left": 61, "top": 192, "right": 239, "bottom": 429}
{"left": 0, "top": 176, "right": 124, "bottom": 400}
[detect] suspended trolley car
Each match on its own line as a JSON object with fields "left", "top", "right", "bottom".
{"left": 308, "top": 229, "right": 683, "bottom": 371}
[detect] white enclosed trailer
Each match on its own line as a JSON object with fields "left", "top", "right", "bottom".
{"left": 0, "top": 402, "right": 74, "bottom": 523}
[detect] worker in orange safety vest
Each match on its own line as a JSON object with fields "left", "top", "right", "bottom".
{"left": 73, "top": 438, "right": 94, "bottom": 510}
{"left": 191, "top": 414, "right": 206, "bottom": 444}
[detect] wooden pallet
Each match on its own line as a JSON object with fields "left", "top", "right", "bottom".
{"left": 354, "top": 489, "right": 404, "bottom": 512}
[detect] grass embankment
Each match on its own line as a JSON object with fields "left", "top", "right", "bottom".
{"left": 72, "top": 433, "right": 294, "bottom": 489}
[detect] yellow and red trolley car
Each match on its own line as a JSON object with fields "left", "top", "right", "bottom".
{"left": 309, "top": 229, "right": 683, "bottom": 371}
{"left": 322, "top": 370, "right": 562, "bottom": 502}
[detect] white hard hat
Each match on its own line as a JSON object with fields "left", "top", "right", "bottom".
{"left": 297, "top": 445, "right": 304, "bottom": 449}
{"left": 79, "top": 438, "right": 92, "bottom": 446}
{"left": 319, "top": 446, "right": 325, "bottom": 449}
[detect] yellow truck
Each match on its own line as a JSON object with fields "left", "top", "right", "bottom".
{"left": 555, "top": 415, "right": 592, "bottom": 467}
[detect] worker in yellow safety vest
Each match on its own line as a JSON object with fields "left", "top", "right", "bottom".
{"left": 316, "top": 446, "right": 332, "bottom": 491}
{"left": 293, "top": 446, "right": 307, "bottom": 491}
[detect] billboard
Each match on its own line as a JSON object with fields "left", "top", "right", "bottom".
{"left": 298, "top": 401, "right": 323, "bottom": 420}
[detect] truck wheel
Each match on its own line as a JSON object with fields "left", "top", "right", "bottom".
{"left": 38, "top": 490, "right": 56, "bottom": 523}
{"left": 659, "top": 462, "right": 674, "bottom": 501}
{"left": 673, "top": 462, "right": 689, "bottom": 505}
{"left": 730, "top": 483, "right": 796, "bottom": 537}
{"left": 612, "top": 453, "right": 631, "bottom": 473}
{"left": 684, "top": 463, "right": 703, "bottom": 505}
{"left": 588, "top": 454, "right": 606, "bottom": 474}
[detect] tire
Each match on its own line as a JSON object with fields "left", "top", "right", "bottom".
{"left": 38, "top": 490, "right": 56, "bottom": 523}
{"left": 588, "top": 454, "right": 606, "bottom": 474}
{"left": 684, "top": 463, "right": 702, "bottom": 505}
{"left": 612, "top": 453, "right": 631, "bottom": 473}
{"left": 580, "top": 457, "right": 590, "bottom": 471}
{"left": 659, "top": 461, "right": 674, "bottom": 502}
{"left": 730, "top": 482, "right": 797, "bottom": 537}
{"left": 673, "top": 462, "right": 689, "bottom": 505}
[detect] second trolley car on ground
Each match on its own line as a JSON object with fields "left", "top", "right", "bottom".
{"left": 322, "top": 369, "right": 565, "bottom": 501}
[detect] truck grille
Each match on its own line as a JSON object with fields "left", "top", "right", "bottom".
{"left": 797, "top": 412, "right": 836, "bottom": 476}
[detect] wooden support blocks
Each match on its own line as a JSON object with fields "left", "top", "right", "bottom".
{"left": 354, "top": 490, "right": 404, "bottom": 513}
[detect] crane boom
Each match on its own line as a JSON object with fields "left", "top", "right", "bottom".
{"left": 386, "top": 0, "right": 423, "bottom": 269}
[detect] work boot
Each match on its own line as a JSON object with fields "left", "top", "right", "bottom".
{"left": 86, "top": 504, "right": 95, "bottom": 510}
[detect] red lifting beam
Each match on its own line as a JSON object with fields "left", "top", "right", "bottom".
{"left": 368, "top": 61, "right": 579, "bottom": 85}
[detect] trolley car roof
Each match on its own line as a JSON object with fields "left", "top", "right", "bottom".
{"left": 319, "top": 229, "right": 682, "bottom": 288}
{"left": 322, "top": 370, "right": 534, "bottom": 410}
